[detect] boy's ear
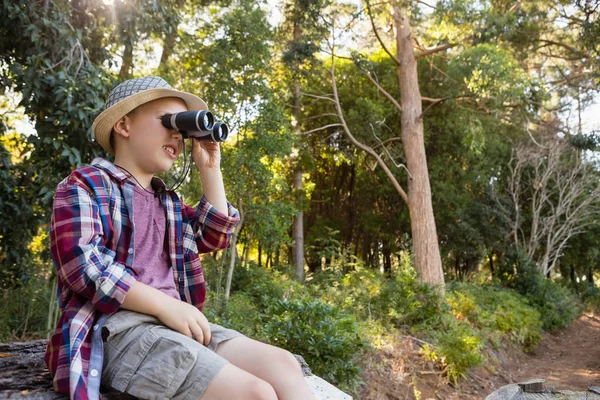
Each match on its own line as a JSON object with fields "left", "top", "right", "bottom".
{"left": 112, "top": 115, "right": 131, "bottom": 138}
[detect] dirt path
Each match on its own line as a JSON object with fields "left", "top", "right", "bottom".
{"left": 502, "top": 311, "right": 600, "bottom": 390}
{"left": 357, "top": 311, "right": 600, "bottom": 399}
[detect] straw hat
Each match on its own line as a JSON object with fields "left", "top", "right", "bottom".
{"left": 92, "top": 76, "right": 208, "bottom": 155}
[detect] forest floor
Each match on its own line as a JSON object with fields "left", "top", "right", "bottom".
{"left": 356, "top": 310, "right": 600, "bottom": 399}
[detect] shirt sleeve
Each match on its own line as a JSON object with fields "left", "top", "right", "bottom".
{"left": 182, "top": 195, "right": 240, "bottom": 253}
{"left": 50, "top": 182, "right": 136, "bottom": 314}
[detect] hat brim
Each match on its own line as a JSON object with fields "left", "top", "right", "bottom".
{"left": 92, "top": 88, "right": 208, "bottom": 155}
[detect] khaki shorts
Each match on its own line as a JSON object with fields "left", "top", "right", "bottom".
{"left": 100, "top": 309, "right": 244, "bottom": 400}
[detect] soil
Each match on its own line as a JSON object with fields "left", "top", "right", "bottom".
{"left": 356, "top": 311, "right": 600, "bottom": 400}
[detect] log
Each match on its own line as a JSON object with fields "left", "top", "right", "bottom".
{"left": 0, "top": 340, "right": 350, "bottom": 400}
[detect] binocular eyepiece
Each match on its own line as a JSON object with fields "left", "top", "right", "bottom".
{"left": 161, "top": 110, "right": 229, "bottom": 142}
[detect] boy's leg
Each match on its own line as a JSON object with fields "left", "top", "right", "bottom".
{"left": 214, "top": 336, "right": 318, "bottom": 400}
{"left": 200, "top": 363, "right": 277, "bottom": 400}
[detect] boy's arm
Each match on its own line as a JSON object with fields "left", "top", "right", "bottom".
{"left": 51, "top": 182, "right": 136, "bottom": 314}
{"left": 120, "top": 280, "right": 212, "bottom": 346}
{"left": 182, "top": 166, "right": 240, "bottom": 253}
{"left": 198, "top": 167, "right": 227, "bottom": 215}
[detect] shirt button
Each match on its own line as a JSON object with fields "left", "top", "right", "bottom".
{"left": 93, "top": 324, "right": 99, "bottom": 331}
{"left": 128, "top": 248, "right": 133, "bottom": 255}
{"left": 90, "top": 369, "right": 99, "bottom": 377}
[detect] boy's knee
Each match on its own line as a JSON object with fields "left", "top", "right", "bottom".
{"left": 276, "top": 349, "right": 303, "bottom": 375}
{"left": 246, "top": 377, "right": 277, "bottom": 400}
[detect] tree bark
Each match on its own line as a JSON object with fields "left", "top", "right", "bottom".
{"left": 158, "top": 0, "right": 186, "bottom": 75}
{"left": 225, "top": 206, "right": 244, "bottom": 303}
{"left": 291, "top": 12, "right": 305, "bottom": 281}
{"left": 393, "top": 8, "right": 445, "bottom": 290}
{"left": 0, "top": 340, "right": 315, "bottom": 399}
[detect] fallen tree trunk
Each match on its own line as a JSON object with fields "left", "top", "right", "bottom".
{"left": 0, "top": 340, "right": 349, "bottom": 400}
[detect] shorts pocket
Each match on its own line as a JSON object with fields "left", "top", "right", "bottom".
{"left": 109, "top": 326, "right": 195, "bottom": 399}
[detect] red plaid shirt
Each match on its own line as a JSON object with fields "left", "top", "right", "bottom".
{"left": 45, "top": 157, "right": 239, "bottom": 399}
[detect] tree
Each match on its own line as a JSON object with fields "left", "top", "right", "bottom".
{"left": 302, "top": 2, "right": 448, "bottom": 288}
{"left": 279, "top": 0, "right": 330, "bottom": 281}
{"left": 502, "top": 122, "right": 600, "bottom": 276}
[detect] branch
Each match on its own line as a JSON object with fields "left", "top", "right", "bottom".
{"left": 418, "top": 95, "right": 473, "bottom": 118}
{"left": 415, "top": 42, "right": 455, "bottom": 59}
{"left": 535, "top": 39, "right": 586, "bottom": 57}
{"left": 369, "top": 123, "right": 412, "bottom": 179}
{"left": 364, "top": 0, "right": 400, "bottom": 65}
{"left": 300, "top": 124, "right": 344, "bottom": 135}
{"left": 299, "top": 92, "right": 337, "bottom": 104}
{"left": 508, "top": 0, "right": 523, "bottom": 13}
{"left": 330, "top": 50, "right": 409, "bottom": 204}
{"left": 365, "top": 72, "right": 402, "bottom": 112}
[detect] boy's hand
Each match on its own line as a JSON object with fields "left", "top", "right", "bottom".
{"left": 192, "top": 139, "right": 221, "bottom": 170}
{"left": 156, "top": 296, "right": 212, "bottom": 346}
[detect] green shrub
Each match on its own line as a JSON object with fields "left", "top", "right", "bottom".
{"left": 447, "top": 282, "right": 543, "bottom": 350}
{"left": 567, "top": 281, "right": 600, "bottom": 311}
{"left": 498, "top": 248, "right": 579, "bottom": 331}
{"left": 311, "top": 264, "right": 448, "bottom": 329}
{"left": 231, "top": 263, "right": 308, "bottom": 308}
{"left": 210, "top": 265, "right": 365, "bottom": 390}
{"left": 265, "top": 299, "right": 365, "bottom": 390}
{"left": 205, "top": 292, "right": 270, "bottom": 342}
{"left": 0, "top": 274, "right": 55, "bottom": 342}
{"left": 527, "top": 279, "right": 579, "bottom": 331}
{"left": 431, "top": 316, "right": 483, "bottom": 383}
{"left": 377, "top": 267, "right": 448, "bottom": 329}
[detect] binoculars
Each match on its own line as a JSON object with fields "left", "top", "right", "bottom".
{"left": 161, "top": 110, "right": 229, "bottom": 142}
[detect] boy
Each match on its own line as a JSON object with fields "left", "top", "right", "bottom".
{"left": 45, "top": 76, "right": 317, "bottom": 400}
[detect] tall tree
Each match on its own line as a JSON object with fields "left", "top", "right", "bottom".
{"left": 281, "top": 0, "right": 329, "bottom": 281}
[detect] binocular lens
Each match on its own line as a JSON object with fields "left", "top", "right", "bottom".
{"left": 213, "top": 122, "right": 228, "bottom": 141}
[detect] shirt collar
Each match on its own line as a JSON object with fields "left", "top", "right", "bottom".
{"left": 91, "top": 157, "right": 168, "bottom": 193}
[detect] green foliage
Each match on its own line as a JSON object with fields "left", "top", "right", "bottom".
{"left": 0, "top": 275, "right": 55, "bottom": 342}
{"left": 265, "top": 299, "right": 365, "bottom": 390}
{"left": 447, "top": 282, "right": 543, "bottom": 350}
{"left": 447, "top": 44, "right": 543, "bottom": 111}
{"left": 218, "top": 265, "right": 365, "bottom": 389}
{"left": 498, "top": 249, "right": 579, "bottom": 331}
{"left": 568, "top": 282, "right": 600, "bottom": 312}
{"left": 430, "top": 317, "right": 483, "bottom": 383}
{"left": 0, "top": 143, "right": 38, "bottom": 286}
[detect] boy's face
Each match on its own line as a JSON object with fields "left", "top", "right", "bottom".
{"left": 114, "top": 97, "right": 188, "bottom": 175}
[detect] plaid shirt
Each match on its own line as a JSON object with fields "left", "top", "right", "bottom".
{"left": 44, "top": 157, "right": 239, "bottom": 399}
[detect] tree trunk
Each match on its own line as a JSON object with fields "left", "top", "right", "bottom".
{"left": 225, "top": 208, "right": 244, "bottom": 303}
{"left": 394, "top": 8, "right": 445, "bottom": 291}
{"left": 118, "top": 39, "right": 134, "bottom": 81}
{"left": 258, "top": 243, "right": 262, "bottom": 267}
{"left": 158, "top": 0, "right": 186, "bottom": 75}
{"left": 292, "top": 166, "right": 305, "bottom": 280}
{"left": 0, "top": 340, "right": 317, "bottom": 399}
{"left": 291, "top": 14, "right": 305, "bottom": 282}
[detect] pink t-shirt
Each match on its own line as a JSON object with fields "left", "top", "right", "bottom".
{"left": 131, "top": 184, "right": 180, "bottom": 300}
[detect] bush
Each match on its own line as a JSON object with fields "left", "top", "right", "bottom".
{"left": 205, "top": 292, "right": 269, "bottom": 342}
{"left": 377, "top": 267, "right": 448, "bottom": 329}
{"left": 447, "top": 282, "right": 543, "bottom": 350}
{"left": 311, "top": 264, "right": 448, "bottom": 330}
{"left": 430, "top": 316, "right": 484, "bottom": 383}
{"left": 567, "top": 281, "right": 600, "bottom": 312}
{"left": 265, "top": 299, "right": 365, "bottom": 390}
{"left": 0, "top": 274, "right": 55, "bottom": 342}
{"left": 498, "top": 248, "right": 579, "bottom": 331}
{"left": 211, "top": 265, "right": 365, "bottom": 390}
